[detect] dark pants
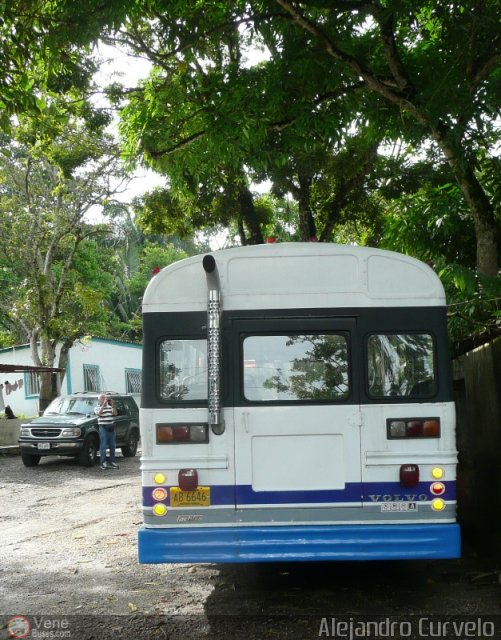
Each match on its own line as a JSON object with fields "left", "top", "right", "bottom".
{"left": 99, "top": 426, "right": 116, "bottom": 464}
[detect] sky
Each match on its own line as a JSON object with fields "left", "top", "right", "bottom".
{"left": 92, "top": 43, "right": 165, "bottom": 205}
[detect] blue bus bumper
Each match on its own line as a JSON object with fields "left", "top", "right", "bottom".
{"left": 138, "top": 523, "right": 460, "bottom": 564}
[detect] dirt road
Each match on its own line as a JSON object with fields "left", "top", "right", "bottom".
{"left": 1, "top": 451, "right": 500, "bottom": 639}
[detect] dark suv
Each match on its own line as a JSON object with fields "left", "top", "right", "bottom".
{"left": 18, "top": 392, "right": 140, "bottom": 467}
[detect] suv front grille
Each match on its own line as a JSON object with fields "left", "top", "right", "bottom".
{"left": 31, "top": 429, "right": 62, "bottom": 438}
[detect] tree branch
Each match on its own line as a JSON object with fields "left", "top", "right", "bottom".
{"left": 319, "top": 143, "right": 378, "bottom": 241}
{"left": 470, "top": 47, "right": 501, "bottom": 92}
{"left": 370, "top": 4, "right": 414, "bottom": 96}
{"left": 274, "top": 0, "right": 428, "bottom": 126}
{"left": 146, "top": 130, "right": 206, "bottom": 158}
{"left": 107, "top": 12, "right": 288, "bottom": 68}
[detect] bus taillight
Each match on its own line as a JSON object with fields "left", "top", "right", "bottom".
{"left": 157, "top": 423, "right": 209, "bottom": 443}
{"left": 400, "top": 464, "right": 419, "bottom": 487}
{"left": 387, "top": 418, "right": 440, "bottom": 439}
{"left": 179, "top": 468, "right": 198, "bottom": 491}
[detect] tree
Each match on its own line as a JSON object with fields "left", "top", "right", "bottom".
{"left": 1, "top": 2, "right": 498, "bottom": 271}
{"left": 0, "top": 114, "right": 128, "bottom": 409}
{"left": 0, "top": 0, "right": 131, "bottom": 128}
{"left": 105, "top": 0, "right": 499, "bottom": 270}
{"left": 1, "top": 1, "right": 498, "bottom": 350}
{"left": 379, "top": 151, "right": 500, "bottom": 352}
{"left": 106, "top": 2, "right": 381, "bottom": 244}
{"left": 126, "top": 242, "right": 189, "bottom": 307}
{"left": 274, "top": 0, "right": 500, "bottom": 276}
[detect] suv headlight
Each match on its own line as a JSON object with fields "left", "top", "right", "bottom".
{"left": 61, "top": 428, "right": 82, "bottom": 437}
{"left": 20, "top": 428, "right": 31, "bottom": 437}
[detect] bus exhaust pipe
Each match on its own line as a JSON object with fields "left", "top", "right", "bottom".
{"left": 203, "top": 254, "right": 224, "bottom": 435}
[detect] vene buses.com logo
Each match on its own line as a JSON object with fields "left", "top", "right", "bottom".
{"left": 7, "top": 616, "right": 31, "bottom": 638}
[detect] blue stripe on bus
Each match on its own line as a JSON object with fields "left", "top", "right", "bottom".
{"left": 138, "top": 523, "right": 461, "bottom": 563}
{"left": 142, "top": 481, "right": 456, "bottom": 506}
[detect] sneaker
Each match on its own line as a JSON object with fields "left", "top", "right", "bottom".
{"left": 99, "top": 463, "right": 108, "bottom": 470}
{"left": 108, "top": 462, "right": 119, "bottom": 469}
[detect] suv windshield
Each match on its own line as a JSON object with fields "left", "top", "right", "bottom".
{"left": 44, "top": 397, "right": 98, "bottom": 416}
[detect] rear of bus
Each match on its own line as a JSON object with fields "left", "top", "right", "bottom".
{"left": 138, "top": 244, "right": 460, "bottom": 563}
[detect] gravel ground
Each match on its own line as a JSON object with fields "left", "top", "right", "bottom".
{"left": 1, "top": 450, "right": 500, "bottom": 640}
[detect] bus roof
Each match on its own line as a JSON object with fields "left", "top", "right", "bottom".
{"left": 142, "top": 243, "right": 446, "bottom": 313}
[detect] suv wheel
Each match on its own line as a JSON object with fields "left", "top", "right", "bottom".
{"left": 21, "top": 452, "right": 41, "bottom": 467}
{"left": 78, "top": 435, "right": 98, "bottom": 467}
{"left": 121, "top": 430, "right": 139, "bottom": 457}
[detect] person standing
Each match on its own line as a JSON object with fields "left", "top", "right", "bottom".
{"left": 95, "top": 394, "right": 118, "bottom": 470}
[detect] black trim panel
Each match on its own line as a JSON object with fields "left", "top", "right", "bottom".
{"left": 141, "top": 307, "right": 453, "bottom": 409}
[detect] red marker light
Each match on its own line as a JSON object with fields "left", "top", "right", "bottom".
{"left": 178, "top": 468, "right": 198, "bottom": 491}
{"left": 400, "top": 464, "right": 419, "bottom": 488}
{"left": 431, "top": 482, "right": 445, "bottom": 495}
{"left": 173, "top": 426, "right": 190, "bottom": 442}
{"left": 406, "top": 421, "right": 422, "bottom": 437}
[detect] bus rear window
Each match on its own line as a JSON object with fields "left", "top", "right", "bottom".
{"left": 159, "top": 339, "right": 207, "bottom": 402}
{"left": 243, "top": 334, "right": 349, "bottom": 402}
{"left": 367, "top": 333, "right": 436, "bottom": 398}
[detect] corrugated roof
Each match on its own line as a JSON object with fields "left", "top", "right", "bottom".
{"left": 0, "top": 364, "right": 63, "bottom": 373}
{"left": 0, "top": 336, "right": 142, "bottom": 354}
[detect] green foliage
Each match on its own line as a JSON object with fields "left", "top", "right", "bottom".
{"left": 0, "top": 0, "right": 130, "bottom": 126}
{"left": 381, "top": 183, "right": 476, "bottom": 266}
{"left": 440, "top": 265, "right": 501, "bottom": 354}
{"left": 0, "top": 0, "right": 499, "bottom": 352}
{"left": 127, "top": 242, "right": 189, "bottom": 304}
{"left": 380, "top": 171, "right": 499, "bottom": 349}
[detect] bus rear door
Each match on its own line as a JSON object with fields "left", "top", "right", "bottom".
{"left": 231, "top": 317, "right": 363, "bottom": 516}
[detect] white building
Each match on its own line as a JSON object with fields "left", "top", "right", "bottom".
{"left": 0, "top": 337, "right": 142, "bottom": 417}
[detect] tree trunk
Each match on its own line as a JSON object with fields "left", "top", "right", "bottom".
{"left": 237, "top": 217, "right": 247, "bottom": 245}
{"left": 36, "top": 333, "right": 57, "bottom": 412}
{"left": 297, "top": 176, "right": 317, "bottom": 241}
{"left": 38, "top": 372, "right": 55, "bottom": 413}
{"left": 237, "top": 184, "right": 264, "bottom": 245}
{"left": 432, "top": 127, "right": 498, "bottom": 277}
{"left": 57, "top": 338, "right": 73, "bottom": 373}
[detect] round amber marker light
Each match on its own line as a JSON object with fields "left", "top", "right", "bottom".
{"left": 154, "top": 473, "right": 166, "bottom": 485}
{"left": 152, "top": 487, "right": 168, "bottom": 501}
{"left": 432, "top": 467, "right": 444, "bottom": 479}
{"left": 152, "top": 503, "right": 167, "bottom": 516}
{"left": 431, "top": 498, "right": 445, "bottom": 511}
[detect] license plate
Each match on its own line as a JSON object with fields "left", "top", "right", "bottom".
{"left": 37, "top": 443, "right": 50, "bottom": 450}
{"left": 169, "top": 487, "right": 210, "bottom": 507}
{"left": 380, "top": 501, "right": 417, "bottom": 512}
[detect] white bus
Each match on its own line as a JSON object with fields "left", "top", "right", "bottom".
{"left": 138, "top": 243, "right": 460, "bottom": 563}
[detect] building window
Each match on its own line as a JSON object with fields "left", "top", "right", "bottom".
{"left": 126, "top": 368, "right": 142, "bottom": 394}
{"left": 83, "top": 365, "right": 100, "bottom": 392}
{"left": 25, "top": 371, "right": 41, "bottom": 397}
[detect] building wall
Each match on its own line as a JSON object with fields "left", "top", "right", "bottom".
{"left": 0, "top": 344, "right": 40, "bottom": 417}
{"left": 66, "top": 338, "right": 142, "bottom": 400}
{"left": 0, "top": 338, "right": 142, "bottom": 418}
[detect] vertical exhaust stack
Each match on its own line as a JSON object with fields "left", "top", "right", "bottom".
{"left": 202, "top": 254, "right": 224, "bottom": 435}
